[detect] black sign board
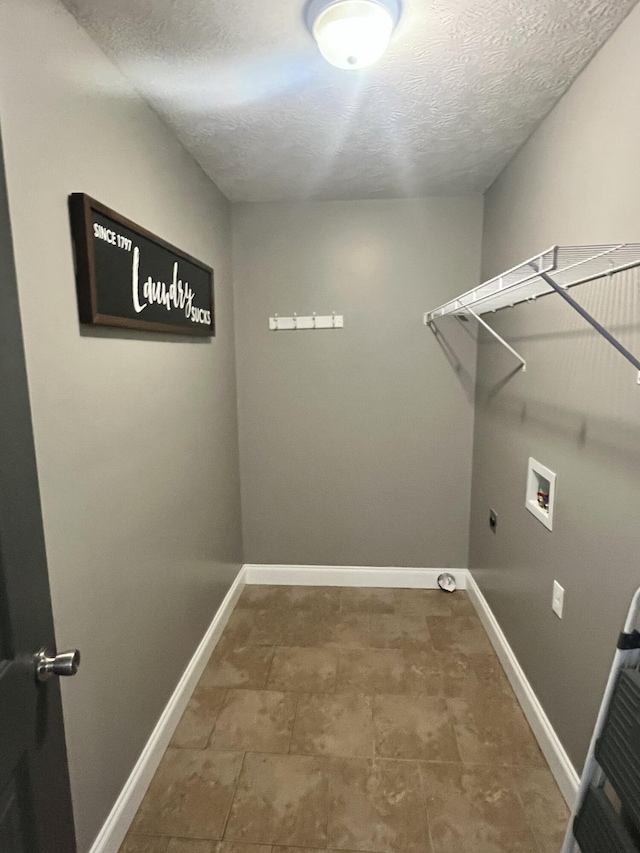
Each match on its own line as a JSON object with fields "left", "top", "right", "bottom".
{"left": 69, "top": 194, "right": 214, "bottom": 336}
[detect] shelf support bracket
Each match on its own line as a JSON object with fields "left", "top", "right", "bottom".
{"left": 465, "top": 308, "right": 527, "bottom": 372}
{"left": 538, "top": 270, "right": 640, "bottom": 374}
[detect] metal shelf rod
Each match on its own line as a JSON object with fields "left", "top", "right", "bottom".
{"left": 466, "top": 308, "right": 527, "bottom": 371}
{"left": 539, "top": 270, "right": 640, "bottom": 373}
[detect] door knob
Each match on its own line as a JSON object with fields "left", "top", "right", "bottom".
{"left": 35, "top": 648, "right": 81, "bottom": 682}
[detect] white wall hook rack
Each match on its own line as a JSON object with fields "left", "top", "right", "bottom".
{"left": 425, "top": 244, "right": 640, "bottom": 381}
{"left": 269, "top": 312, "right": 344, "bottom": 331}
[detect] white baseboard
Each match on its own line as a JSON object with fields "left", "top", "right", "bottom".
{"left": 243, "top": 564, "right": 468, "bottom": 589}
{"left": 465, "top": 572, "right": 579, "bottom": 808}
{"left": 89, "top": 566, "right": 247, "bottom": 853}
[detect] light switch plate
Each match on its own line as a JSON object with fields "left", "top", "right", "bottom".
{"left": 552, "top": 580, "right": 564, "bottom": 619}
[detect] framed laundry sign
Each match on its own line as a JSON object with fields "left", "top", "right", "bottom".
{"left": 68, "top": 194, "right": 214, "bottom": 336}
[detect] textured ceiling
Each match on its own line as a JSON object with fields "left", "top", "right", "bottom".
{"left": 63, "top": 0, "right": 637, "bottom": 201}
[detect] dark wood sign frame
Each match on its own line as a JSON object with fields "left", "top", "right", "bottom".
{"left": 69, "top": 193, "right": 214, "bottom": 337}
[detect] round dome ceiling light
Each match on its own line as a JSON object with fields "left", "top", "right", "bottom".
{"left": 306, "top": 0, "right": 401, "bottom": 70}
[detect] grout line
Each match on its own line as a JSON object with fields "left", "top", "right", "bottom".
{"left": 326, "top": 754, "right": 336, "bottom": 850}
{"left": 417, "top": 760, "right": 436, "bottom": 853}
{"left": 122, "top": 831, "right": 171, "bottom": 840}
{"left": 270, "top": 848, "right": 407, "bottom": 853}
{"left": 273, "top": 844, "right": 359, "bottom": 853}
{"left": 276, "top": 744, "right": 547, "bottom": 767}
{"left": 364, "top": 611, "right": 372, "bottom": 647}
{"left": 262, "top": 645, "right": 277, "bottom": 688}
{"left": 287, "top": 692, "right": 301, "bottom": 755}
{"left": 320, "top": 751, "right": 332, "bottom": 850}
{"left": 220, "top": 750, "right": 247, "bottom": 842}
{"left": 512, "top": 769, "right": 545, "bottom": 853}
{"left": 137, "top": 832, "right": 402, "bottom": 853}
{"left": 204, "top": 688, "right": 228, "bottom": 750}
{"left": 370, "top": 693, "right": 377, "bottom": 759}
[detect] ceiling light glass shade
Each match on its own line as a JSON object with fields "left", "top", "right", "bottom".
{"left": 309, "top": 0, "right": 398, "bottom": 70}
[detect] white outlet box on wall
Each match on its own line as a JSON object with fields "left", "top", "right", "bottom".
{"left": 552, "top": 580, "right": 565, "bottom": 618}
{"left": 525, "top": 457, "right": 557, "bottom": 531}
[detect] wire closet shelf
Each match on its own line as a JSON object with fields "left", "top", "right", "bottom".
{"left": 426, "top": 244, "right": 640, "bottom": 320}
{"left": 424, "top": 243, "right": 640, "bottom": 377}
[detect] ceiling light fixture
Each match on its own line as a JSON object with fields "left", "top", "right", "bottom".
{"left": 306, "top": 0, "right": 401, "bottom": 70}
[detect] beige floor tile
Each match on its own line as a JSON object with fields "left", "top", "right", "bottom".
{"left": 393, "top": 589, "right": 432, "bottom": 617}
{"left": 247, "top": 610, "right": 295, "bottom": 646}
{"left": 442, "top": 591, "right": 476, "bottom": 615}
{"left": 267, "top": 647, "right": 338, "bottom": 693}
{"left": 171, "top": 686, "right": 227, "bottom": 749}
{"left": 237, "top": 586, "right": 341, "bottom": 614}
{"left": 209, "top": 690, "right": 297, "bottom": 753}
{"left": 426, "top": 614, "right": 494, "bottom": 655}
{"left": 237, "top": 586, "right": 291, "bottom": 609}
{"left": 298, "top": 613, "right": 341, "bottom": 647}
{"left": 447, "top": 697, "right": 545, "bottom": 766}
{"left": 287, "top": 586, "right": 342, "bottom": 611}
{"left": 225, "top": 753, "right": 331, "bottom": 847}
{"left": 394, "top": 589, "right": 474, "bottom": 618}
{"left": 129, "top": 586, "right": 559, "bottom": 853}
{"left": 320, "top": 614, "right": 371, "bottom": 649}
{"left": 119, "top": 836, "right": 169, "bottom": 853}
{"left": 328, "top": 757, "right": 431, "bottom": 853}
{"left": 290, "top": 693, "right": 374, "bottom": 757}
{"left": 221, "top": 610, "right": 256, "bottom": 645}
{"left": 336, "top": 649, "right": 406, "bottom": 693}
{"left": 439, "top": 651, "right": 514, "bottom": 700}
{"left": 421, "top": 763, "right": 538, "bottom": 853}
{"left": 200, "top": 645, "right": 274, "bottom": 688}
{"left": 249, "top": 610, "right": 329, "bottom": 646}
{"left": 340, "top": 588, "right": 395, "bottom": 614}
{"left": 167, "top": 841, "right": 215, "bottom": 853}
{"left": 131, "top": 749, "right": 243, "bottom": 839}
{"left": 368, "top": 613, "right": 432, "bottom": 649}
{"left": 403, "top": 650, "right": 444, "bottom": 695}
{"left": 373, "top": 694, "right": 460, "bottom": 761}
{"left": 336, "top": 648, "right": 442, "bottom": 695}
{"left": 512, "top": 766, "right": 570, "bottom": 853}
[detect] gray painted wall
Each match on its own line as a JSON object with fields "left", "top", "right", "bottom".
{"left": 233, "top": 198, "right": 483, "bottom": 568}
{"left": 0, "top": 1, "right": 242, "bottom": 849}
{"left": 471, "top": 2, "right": 640, "bottom": 771}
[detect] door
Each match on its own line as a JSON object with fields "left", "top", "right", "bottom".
{"left": 0, "top": 128, "right": 77, "bottom": 850}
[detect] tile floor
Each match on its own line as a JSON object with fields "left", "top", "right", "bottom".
{"left": 120, "top": 586, "right": 569, "bottom": 853}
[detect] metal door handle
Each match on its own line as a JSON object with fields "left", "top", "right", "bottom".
{"left": 35, "top": 648, "right": 81, "bottom": 682}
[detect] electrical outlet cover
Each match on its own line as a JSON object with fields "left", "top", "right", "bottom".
{"left": 552, "top": 580, "right": 564, "bottom": 618}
